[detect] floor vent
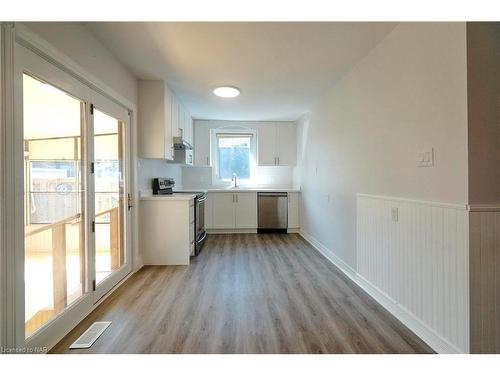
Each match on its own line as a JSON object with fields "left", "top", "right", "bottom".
{"left": 69, "top": 321, "right": 112, "bottom": 349}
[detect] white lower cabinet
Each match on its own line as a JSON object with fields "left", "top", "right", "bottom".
{"left": 234, "top": 193, "right": 258, "bottom": 228}
{"left": 287, "top": 192, "right": 300, "bottom": 229}
{"left": 210, "top": 193, "right": 235, "bottom": 228}
{"left": 140, "top": 197, "right": 194, "bottom": 265}
{"left": 208, "top": 192, "right": 257, "bottom": 229}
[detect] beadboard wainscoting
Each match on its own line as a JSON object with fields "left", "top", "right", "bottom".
{"left": 356, "top": 194, "right": 469, "bottom": 353}
{"left": 469, "top": 206, "right": 500, "bottom": 353}
{"left": 301, "top": 194, "right": 470, "bottom": 354}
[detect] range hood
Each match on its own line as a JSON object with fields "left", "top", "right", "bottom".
{"left": 173, "top": 136, "right": 193, "bottom": 150}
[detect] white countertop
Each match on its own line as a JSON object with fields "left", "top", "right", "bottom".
{"left": 139, "top": 192, "right": 196, "bottom": 201}
{"left": 177, "top": 186, "right": 301, "bottom": 193}
{"left": 139, "top": 187, "right": 301, "bottom": 198}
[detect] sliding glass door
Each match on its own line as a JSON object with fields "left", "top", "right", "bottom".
{"left": 16, "top": 42, "right": 132, "bottom": 347}
{"left": 23, "top": 74, "right": 86, "bottom": 338}
{"left": 90, "top": 105, "right": 130, "bottom": 302}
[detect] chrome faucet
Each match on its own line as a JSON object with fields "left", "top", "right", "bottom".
{"left": 232, "top": 173, "right": 238, "bottom": 188}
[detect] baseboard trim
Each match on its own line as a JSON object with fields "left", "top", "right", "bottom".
{"left": 299, "top": 229, "right": 464, "bottom": 354}
{"left": 207, "top": 228, "right": 257, "bottom": 234}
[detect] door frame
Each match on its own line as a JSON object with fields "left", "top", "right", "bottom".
{"left": 89, "top": 94, "right": 132, "bottom": 303}
{"left": 2, "top": 23, "right": 138, "bottom": 351}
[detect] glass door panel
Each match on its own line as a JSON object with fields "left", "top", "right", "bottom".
{"left": 23, "top": 73, "right": 86, "bottom": 338}
{"left": 93, "top": 109, "right": 125, "bottom": 286}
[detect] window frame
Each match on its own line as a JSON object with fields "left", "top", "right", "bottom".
{"left": 211, "top": 128, "right": 257, "bottom": 186}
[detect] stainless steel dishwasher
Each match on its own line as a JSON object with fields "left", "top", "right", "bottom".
{"left": 257, "top": 192, "right": 288, "bottom": 233}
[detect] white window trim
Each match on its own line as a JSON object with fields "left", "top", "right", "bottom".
{"left": 210, "top": 128, "right": 257, "bottom": 186}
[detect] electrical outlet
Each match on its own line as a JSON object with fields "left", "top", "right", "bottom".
{"left": 417, "top": 148, "right": 434, "bottom": 167}
{"left": 391, "top": 207, "right": 399, "bottom": 222}
{"left": 327, "top": 194, "right": 331, "bottom": 203}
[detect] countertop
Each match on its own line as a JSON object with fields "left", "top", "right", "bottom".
{"left": 176, "top": 186, "right": 302, "bottom": 193}
{"left": 139, "top": 192, "right": 197, "bottom": 201}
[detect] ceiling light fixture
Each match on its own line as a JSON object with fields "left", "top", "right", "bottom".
{"left": 213, "top": 86, "right": 240, "bottom": 98}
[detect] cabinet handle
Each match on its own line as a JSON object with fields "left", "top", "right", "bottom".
{"left": 236, "top": 194, "right": 238, "bottom": 203}
{"left": 232, "top": 194, "right": 234, "bottom": 203}
{"left": 277, "top": 157, "right": 279, "bottom": 165}
{"left": 206, "top": 156, "right": 209, "bottom": 165}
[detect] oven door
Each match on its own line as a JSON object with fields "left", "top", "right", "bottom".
{"left": 196, "top": 195, "right": 206, "bottom": 239}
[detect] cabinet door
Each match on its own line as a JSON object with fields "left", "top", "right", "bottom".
{"left": 194, "top": 121, "right": 211, "bottom": 166}
{"left": 205, "top": 193, "right": 213, "bottom": 229}
{"left": 211, "top": 193, "right": 235, "bottom": 228}
{"left": 234, "top": 193, "right": 257, "bottom": 228}
{"left": 184, "top": 111, "right": 193, "bottom": 144}
{"left": 164, "top": 85, "right": 174, "bottom": 160}
{"left": 276, "top": 123, "right": 296, "bottom": 166}
{"left": 138, "top": 81, "right": 166, "bottom": 159}
{"left": 257, "top": 123, "right": 277, "bottom": 166}
{"left": 287, "top": 192, "right": 300, "bottom": 228}
{"left": 171, "top": 95, "right": 181, "bottom": 137}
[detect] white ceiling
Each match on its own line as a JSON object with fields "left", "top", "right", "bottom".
{"left": 84, "top": 22, "right": 397, "bottom": 121}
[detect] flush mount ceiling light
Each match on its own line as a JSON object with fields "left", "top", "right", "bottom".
{"left": 213, "top": 86, "right": 240, "bottom": 98}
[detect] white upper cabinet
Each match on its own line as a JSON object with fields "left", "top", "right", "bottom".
{"left": 138, "top": 81, "right": 174, "bottom": 160}
{"left": 275, "top": 123, "right": 297, "bottom": 166}
{"left": 171, "top": 95, "right": 181, "bottom": 138}
{"left": 257, "top": 122, "right": 296, "bottom": 166}
{"left": 257, "top": 123, "right": 277, "bottom": 166}
{"left": 194, "top": 121, "right": 211, "bottom": 166}
{"left": 139, "top": 80, "right": 193, "bottom": 163}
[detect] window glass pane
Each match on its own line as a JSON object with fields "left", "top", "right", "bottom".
{"left": 217, "top": 136, "right": 251, "bottom": 180}
{"left": 23, "top": 74, "right": 85, "bottom": 338}
{"left": 94, "top": 109, "right": 124, "bottom": 285}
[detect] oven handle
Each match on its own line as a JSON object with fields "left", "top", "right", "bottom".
{"left": 197, "top": 230, "right": 207, "bottom": 243}
{"left": 197, "top": 196, "right": 207, "bottom": 203}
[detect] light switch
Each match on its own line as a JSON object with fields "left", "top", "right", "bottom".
{"left": 391, "top": 207, "right": 399, "bottom": 222}
{"left": 417, "top": 148, "right": 434, "bottom": 167}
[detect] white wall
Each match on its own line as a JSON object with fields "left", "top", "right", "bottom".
{"left": 21, "top": 22, "right": 138, "bottom": 105}
{"left": 297, "top": 23, "right": 468, "bottom": 269}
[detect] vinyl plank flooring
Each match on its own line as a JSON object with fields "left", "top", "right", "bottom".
{"left": 50, "top": 233, "right": 434, "bottom": 354}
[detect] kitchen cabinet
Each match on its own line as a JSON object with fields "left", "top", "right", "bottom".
{"left": 276, "top": 123, "right": 297, "bottom": 166}
{"left": 138, "top": 81, "right": 175, "bottom": 160}
{"left": 234, "top": 193, "right": 258, "bottom": 228}
{"left": 210, "top": 193, "right": 234, "bottom": 228}
{"left": 140, "top": 196, "right": 195, "bottom": 265}
{"left": 257, "top": 122, "right": 296, "bottom": 166}
{"left": 171, "top": 95, "right": 181, "bottom": 138}
{"left": 194, "top": 121, "right": 211, "bottom": 166}
{"left": 287, "top": 192, "right": 300, "bottom": 229}
{"left": 172, "top": 100, "right": 194, "bottom": 165}
{"left": 208, "top": 192, "right": 257, "bottom": 229}
{"left": 257, "top": 124, "right": 276, "bottom": 166}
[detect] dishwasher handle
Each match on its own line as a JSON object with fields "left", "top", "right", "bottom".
{"left": 258, "top": 192, "right": 288, "bottom": 197}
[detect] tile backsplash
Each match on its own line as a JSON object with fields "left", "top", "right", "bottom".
{"left": 137, "top": 159, "right": 183, "bottom": 191}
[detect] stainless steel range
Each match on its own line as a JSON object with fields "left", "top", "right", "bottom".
{"left": 173, "top": 190, "right": 207, "bottom": 256}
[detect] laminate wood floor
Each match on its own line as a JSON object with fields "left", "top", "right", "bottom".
{"left": 51, "top": 234, "right": 434, "bottom": 354}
